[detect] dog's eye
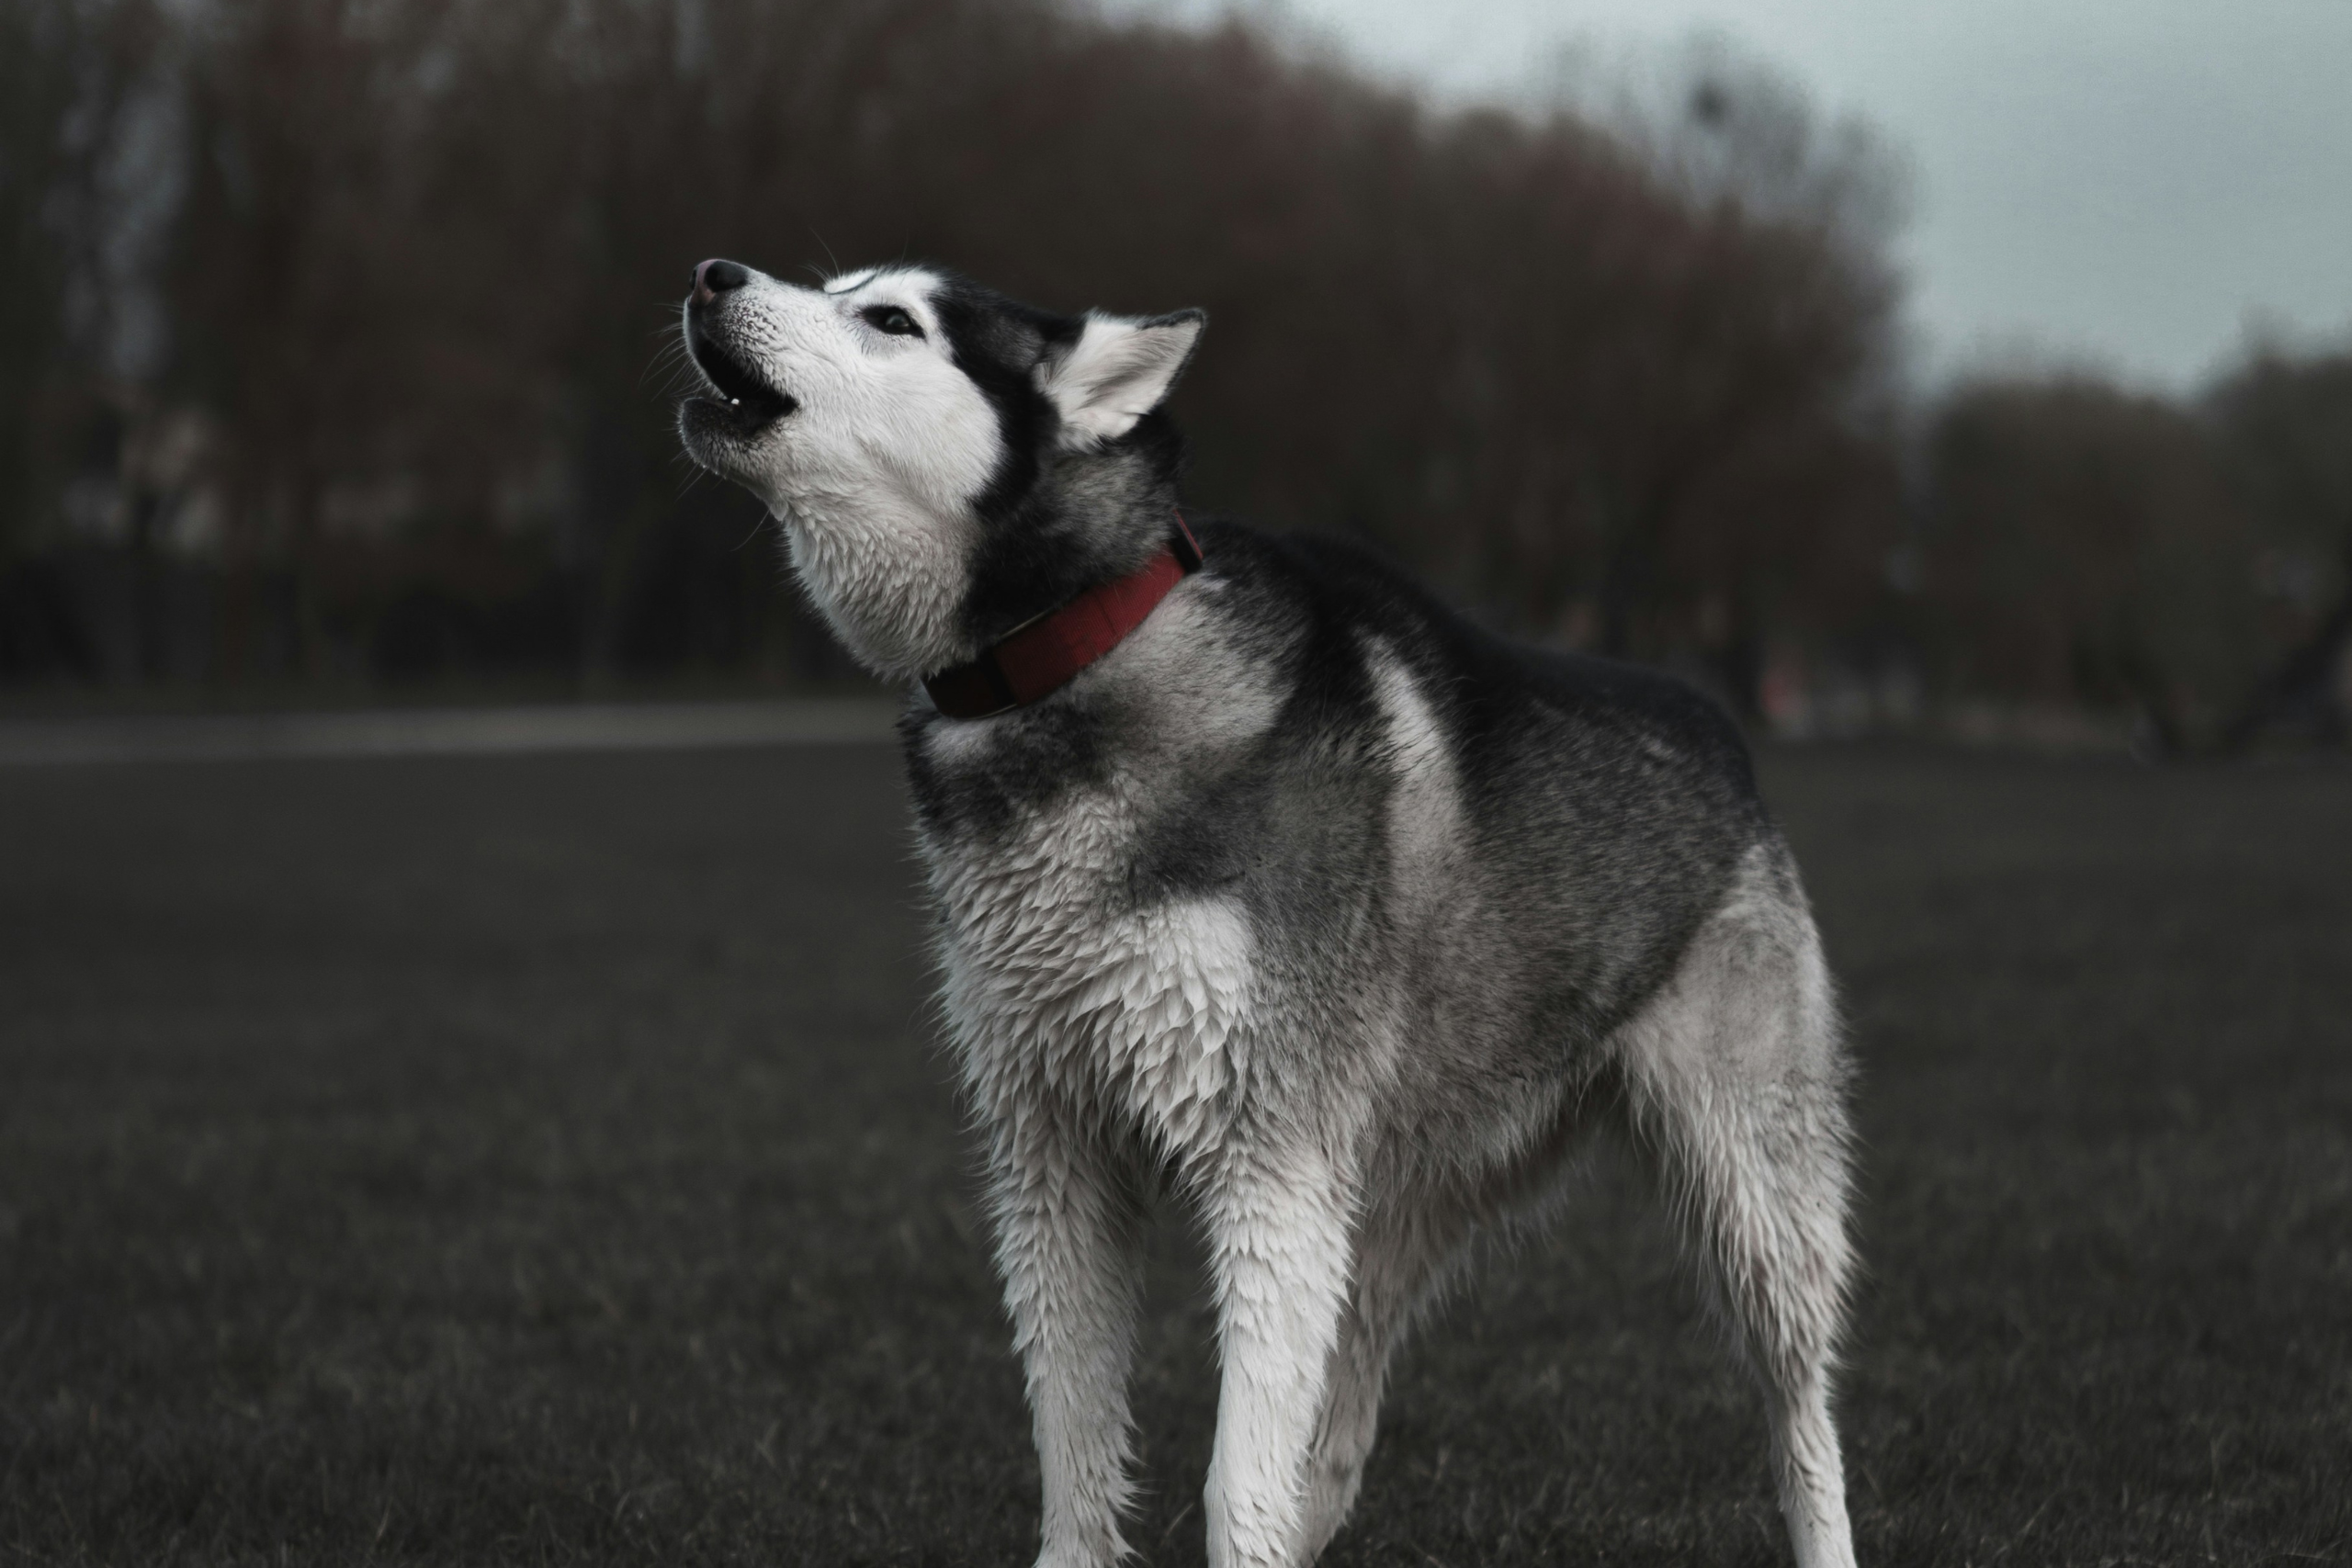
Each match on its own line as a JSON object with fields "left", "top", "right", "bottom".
{"left": 862, "top": 305, "right": 923, "bottom": 338}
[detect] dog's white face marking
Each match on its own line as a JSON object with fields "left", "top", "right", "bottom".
{"left": 680, "top": 261, "right": 1207, "bottom": 684}
{"left": 678, "top": 265, "right": 1001, "bottom": 679}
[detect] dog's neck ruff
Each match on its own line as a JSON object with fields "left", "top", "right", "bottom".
{"left": 922, "top": 513, "right": 1204, "bottom": 720}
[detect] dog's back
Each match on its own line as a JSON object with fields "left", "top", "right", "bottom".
{"left": 1136, "top": 519, "right": 1780, "bottom": 1072}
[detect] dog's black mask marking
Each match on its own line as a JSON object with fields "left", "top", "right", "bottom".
{"left": 924, "top": 274, "right": 1193, "bottom": 649}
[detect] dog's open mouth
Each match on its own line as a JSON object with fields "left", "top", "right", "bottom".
{"left": 684, "top": 321, "right": 797, "bottom": 434}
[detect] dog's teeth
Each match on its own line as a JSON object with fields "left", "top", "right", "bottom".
{"left": 729, "top": 397, "right": 741, "bottom": 406}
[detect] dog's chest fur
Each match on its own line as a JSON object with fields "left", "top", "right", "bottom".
{"left": 922, "top": 776, "right": 1255, "bottom": 1155}
{"left": 910, "top": 589, "right": 1295, "bottom": 1158}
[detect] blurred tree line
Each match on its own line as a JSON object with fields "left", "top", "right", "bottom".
{"left": 1918, "top": 361, "right": 2352, "bottom": 750}
{"left": 0, "top": 0, "right": 2346, "bottom": 747}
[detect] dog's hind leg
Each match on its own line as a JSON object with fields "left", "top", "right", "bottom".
{"left": 986, "top": 1113, "right": 1148, "bottom": 1568}
{"left": 1618, "top": 849, "right": 1860, "bottom": 1568}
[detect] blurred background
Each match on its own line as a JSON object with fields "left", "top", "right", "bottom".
{"left": 2, "top": 0, "right": 2346, "bottom": 750}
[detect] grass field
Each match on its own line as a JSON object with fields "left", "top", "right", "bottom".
{"left": 2, "top": 742, "right": 2346, "bottom": 1566}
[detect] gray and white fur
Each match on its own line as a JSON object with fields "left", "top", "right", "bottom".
{"left": 677, "top": 257, "right": 1860, "bottom": 1568}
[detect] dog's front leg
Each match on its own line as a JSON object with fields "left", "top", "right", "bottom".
{"left": 1201, "top": 1142, "right": 1356, "bottom": 1568}
{"left": 988, "top": 1117, "right": 1146, "bottom": 1568}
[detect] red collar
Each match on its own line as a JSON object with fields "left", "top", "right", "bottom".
{"left": 922, "top": 513, "right": 1204, "bottom": 720}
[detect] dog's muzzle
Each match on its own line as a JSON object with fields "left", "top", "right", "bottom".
{"left": 682, "top": 262, "right": 796, "bottom": 433}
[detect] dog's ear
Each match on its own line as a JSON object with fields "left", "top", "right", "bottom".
{"left": 1035, "top": 310, "right": 1205, "bottom": 448}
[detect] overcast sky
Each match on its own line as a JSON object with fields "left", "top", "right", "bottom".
{"left": 1119, "top": 0, "right": 2352, "bottom": 390}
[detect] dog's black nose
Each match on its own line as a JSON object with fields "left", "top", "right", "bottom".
{"left": 692, "top": 258, "right": 750, "bottom": 303}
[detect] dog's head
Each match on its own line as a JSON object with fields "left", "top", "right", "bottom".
{"left": 676, "top": 259, "right": 1204, "bottom": 682}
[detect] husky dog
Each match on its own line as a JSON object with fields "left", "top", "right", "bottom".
{"left": 677, "top": 257, "right": 1860, "bottom": 1568}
